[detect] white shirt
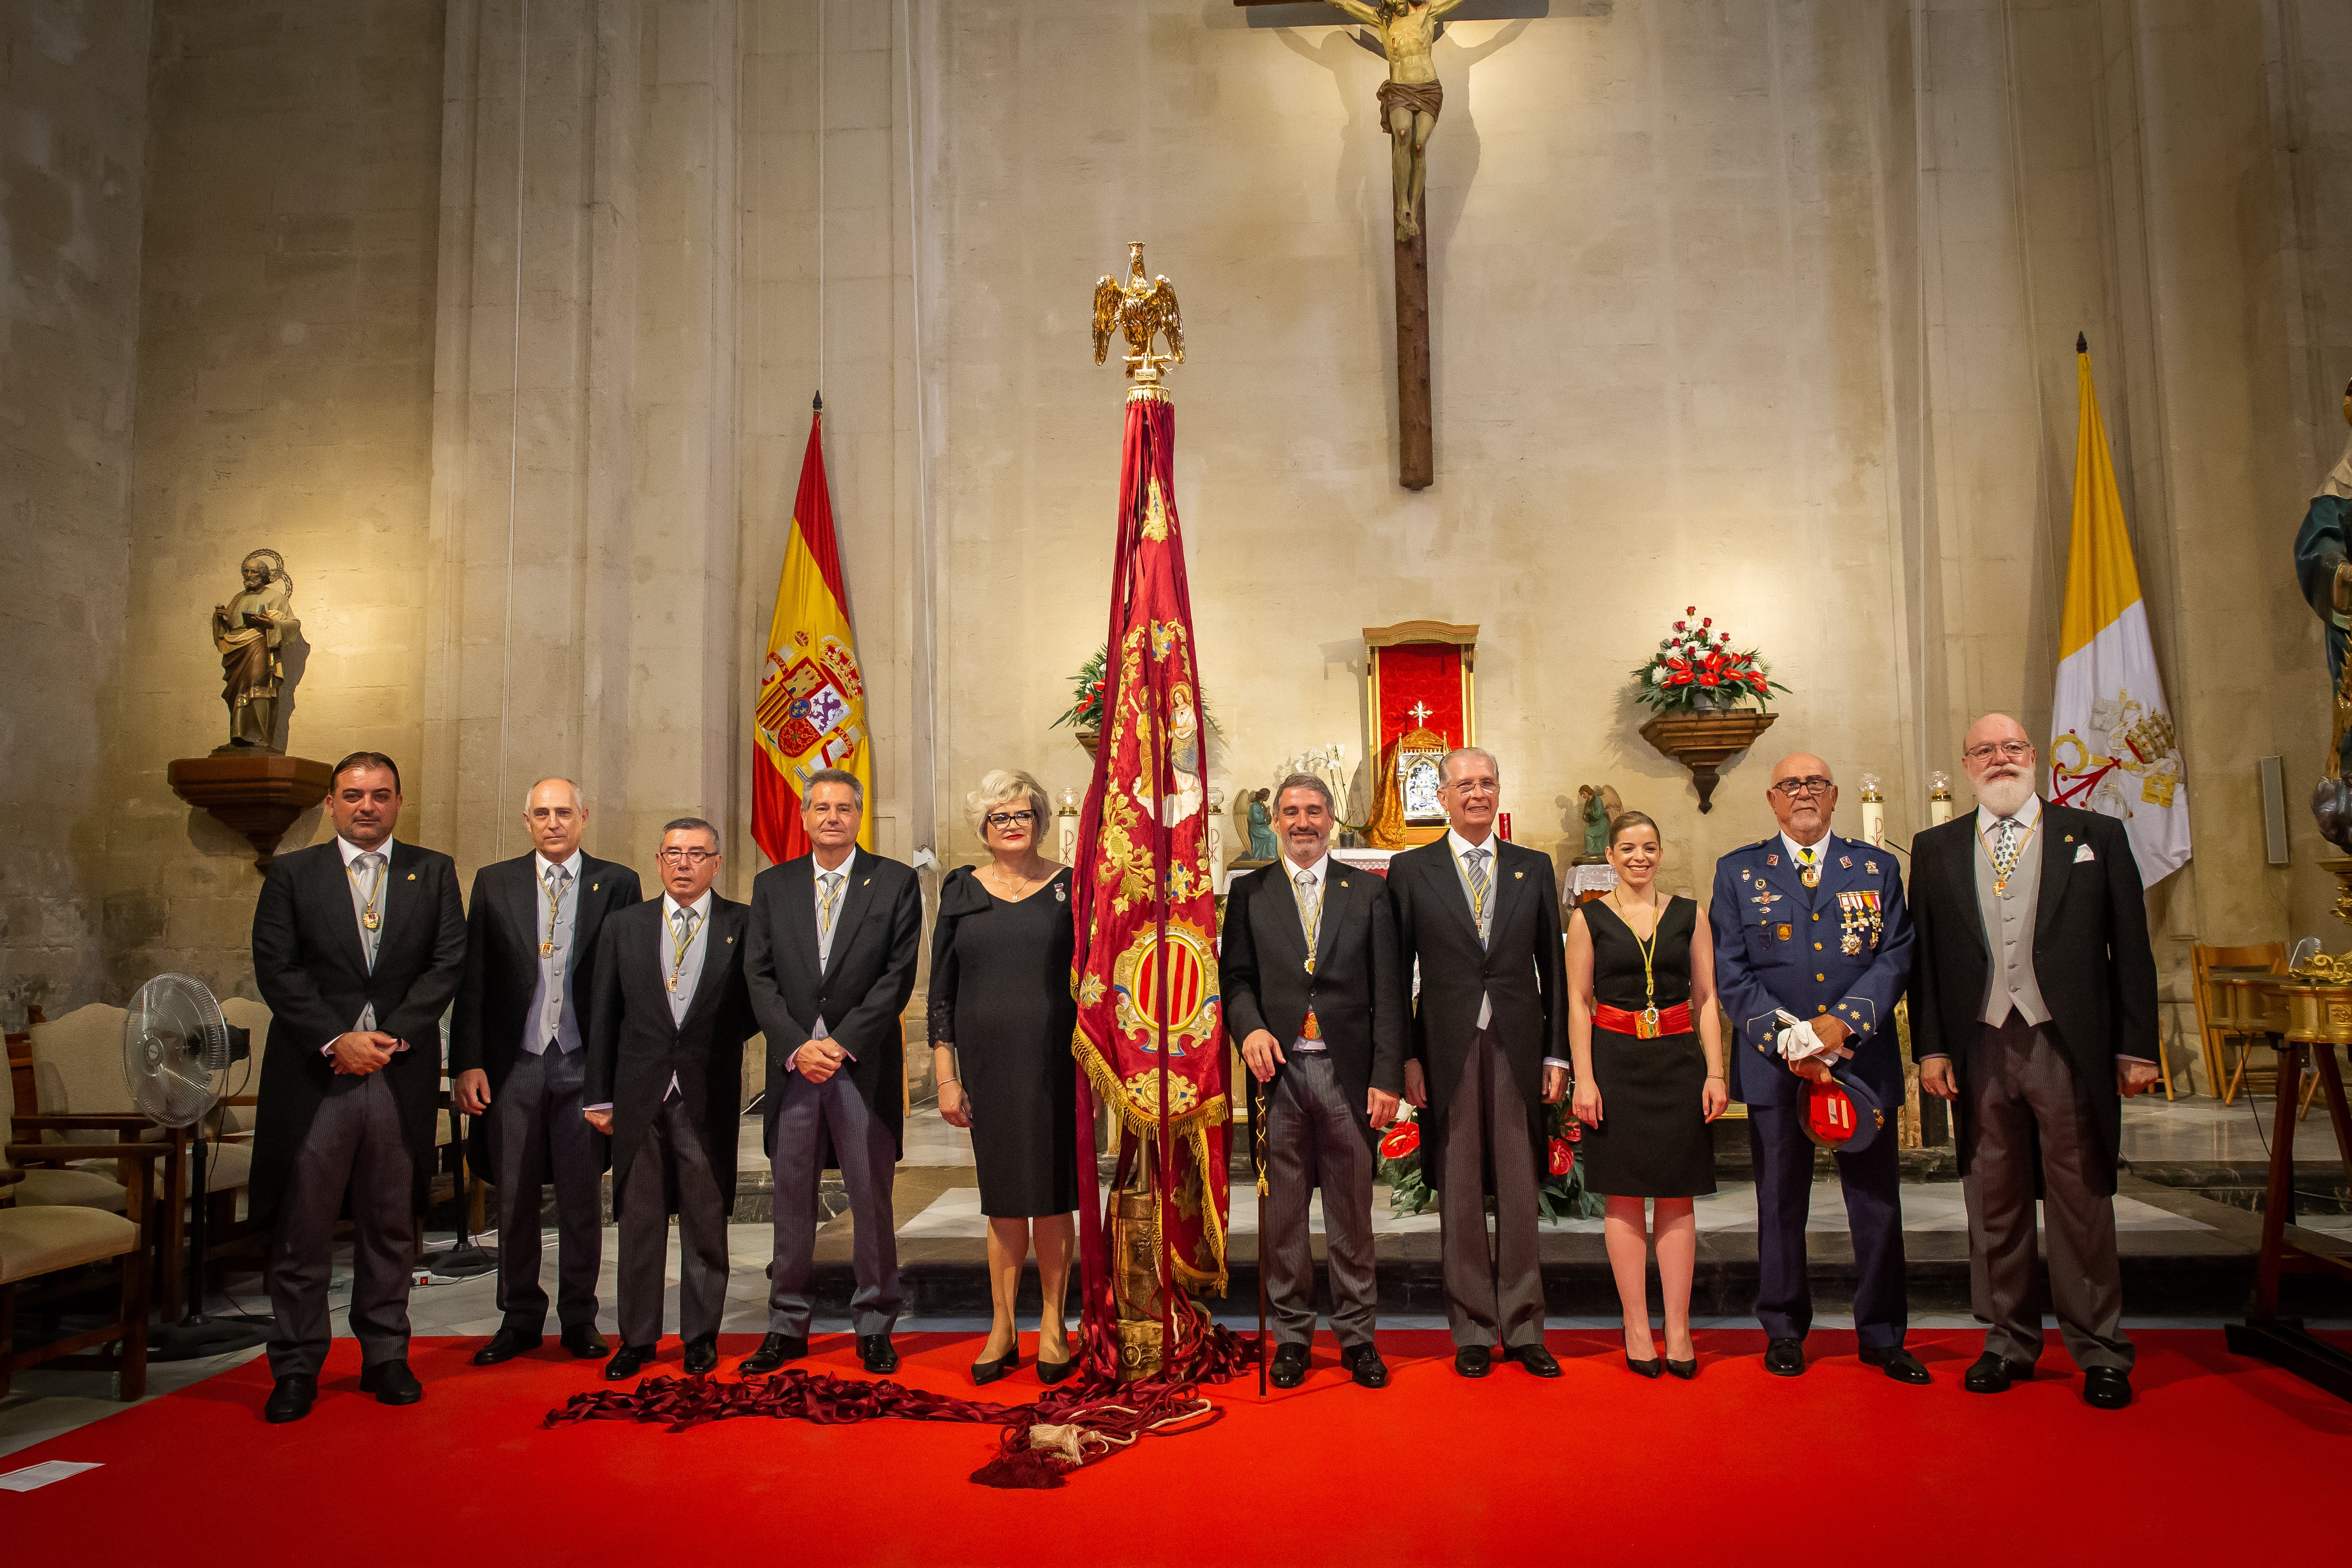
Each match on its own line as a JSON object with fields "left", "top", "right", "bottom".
{"left": 584, "top": 887, "right": 710, "bottom": 1113}
{"left": 1780, "top": 829, "right": 1833, "bottom": 872}
{"left": 322, "top": 835, "right": 408, "bottom": 1055}
{"left": 1443, "top": 829, "right": 1567, "bottom": 1068}
{"left": 1973, "top": 792, "right": 2043, "bottom": 840}
{"left": 1283, "top": 851, "right": 1332, "bottom": 1052}
{"left": 527, "top": 848, "right": 586, "bottom": 1054}
{"left": 801, "top": 848, "right": 859, "bottom": 1068}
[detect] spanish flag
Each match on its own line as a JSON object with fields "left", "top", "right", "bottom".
{"left": 751, "top": 402, "right": 872, "bottom": 865}
{"left": 2049, "top": 339, "right": 2189, "bottom": 884}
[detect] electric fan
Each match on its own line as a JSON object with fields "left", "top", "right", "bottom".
{"left": 121, "top": 972, "right": 267, "bottom": 1358}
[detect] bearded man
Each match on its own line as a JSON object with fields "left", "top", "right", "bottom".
{"left": 1907, "top": 713, "right": 2160, "bottom": 1410}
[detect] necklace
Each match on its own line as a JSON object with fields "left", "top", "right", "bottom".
{"left": 1610, "top": 888, "right": 1665, "bottom": 1038}
{"left": 983, "top": 860, "right": 1042, "bottom": 902}
{"left": 1977, "top": 818, "right": 2038, "bottom": 898}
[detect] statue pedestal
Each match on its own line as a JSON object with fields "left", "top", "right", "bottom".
{"left": 167, "top": 754, "right": 335, "bottom": 871}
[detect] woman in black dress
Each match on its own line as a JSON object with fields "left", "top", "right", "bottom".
{"left": 1566, "top": 810, "right": 1728, "bottom": 1379}
{"left": 928, "top": 769, "right": 1079, "bottom": 1385}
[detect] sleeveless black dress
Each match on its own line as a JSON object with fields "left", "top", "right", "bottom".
{"left": 1580, "top": 895, "right": 1715, "bottom": 1199}
{"left": 927, "top": 865, "right": 1081, "bottom": 1216}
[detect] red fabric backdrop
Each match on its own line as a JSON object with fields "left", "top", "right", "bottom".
{"left": 1374, "top": 642, "right": 1465, "bottom": 753}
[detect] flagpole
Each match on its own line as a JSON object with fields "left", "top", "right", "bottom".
{"left": 1254, "top": 1074, "right": 1268, "bottom": 1396}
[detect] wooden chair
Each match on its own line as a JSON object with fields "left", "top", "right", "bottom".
{"left": 1, "top": 1035, "right": 165, "bottom": 1401}
{"left": 2190, "top": 942, "right": 2288, "bottom": 1104}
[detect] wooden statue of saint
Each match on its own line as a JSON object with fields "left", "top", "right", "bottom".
{"left": 2295, "top": 382, "right": 2352, "bottom": 845}
{"left": 211, "top": 549, "right": 299, "bottom": 753}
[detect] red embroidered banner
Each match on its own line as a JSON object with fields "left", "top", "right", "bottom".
{"left": 1067, "top": 378, "right": 1234, "bottom": 1380}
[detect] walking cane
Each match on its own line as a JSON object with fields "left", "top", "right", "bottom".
{"left": 1254, "top": 1071, "right": 1270, "bottom": 1396}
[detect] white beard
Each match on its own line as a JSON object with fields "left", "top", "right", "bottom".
{"left": 1974, "top": 773, "right": 2036, "bottom": 818}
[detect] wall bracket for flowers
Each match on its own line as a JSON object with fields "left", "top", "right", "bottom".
{"left": 1631, "top": 606, "right": 1786, "bottom": 814}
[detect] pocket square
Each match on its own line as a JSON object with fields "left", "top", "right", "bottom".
{"left": 2075, "top": 844, "right": 2096, "bottom": 863}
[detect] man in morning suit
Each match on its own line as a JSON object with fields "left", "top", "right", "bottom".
{"left": 249, "top": 751, "right": 467, "bottom": 1424}
{"left": 1391, "top": 747, "right": 1567, "bottom": 1380}
{"left": 741, "top": 767, "right": 924, "bottom": 1376}
{"left": 1221, "top": 772, "right": 1409, "bottom": 1390}
{"left": 1708, "top": 752, "right": 1925, "bottom": 1383}
{"left": 452, "top": 777, "right": 640, "bottom": 1366}
{"left": 583, "top": 817, "right": 753, "bottom": 1380}
{"left": 1909, "top": 714, "right": 2159, "bottom": 1410}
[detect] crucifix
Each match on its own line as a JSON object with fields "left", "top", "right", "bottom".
{"left": 1407, "top": 701, "right": 1435, "bottom": 727}
{"left": 1239, "top": 0, "right": 1467, "bottom": 490}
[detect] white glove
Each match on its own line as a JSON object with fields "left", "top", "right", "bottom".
{"left": 1775, "top": 1020, "right": 1828, "bottom": 1063}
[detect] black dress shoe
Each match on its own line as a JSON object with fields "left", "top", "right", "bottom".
{"left": 1861, "top": 1346, "right": 1932, "bottom": 1385}
{"left": 738, "top": 1332, "right": 808, "bottom": 1375}
{"left": 1763, "top": 1337, "right": 1807, "bottom": 1377}
{"left": 1339, "top": 1344, "right": 1388, "bottom": 1389}
{"left": 970, "top": 1346, "right": 1020, "bottom": 1386}
{"left": 1269, "top": 1343, "right": 1311, "bottom": 1389}
{"left": 2081, "top": 1366, "right": 2134, "bottom": 1410}
{"left": 858, "top": 1334, "right": 899, "bottom": 1375}
{"left": 1454, "top": 1344, "right": 1492, "bottom": 1379}
{"left": 263, "top": 1374, "right": 316, "bottom": 1424}
{"left": 1508, "top": 1343, "right": 1562, "bottom": 1379}
{"left": 559, "top": 1324, "right": 609, "bottom": 1359}
{"left": 358, "top": 1359, "right": 423, "bottom": 1406}
{"left": 603, "top": 1343, "right": 657, "bottom": 1381}
{"left": 1962, "top": 1351, "right": 2032, "bottom": 1394}
{"left": 683, "top": 1337, "right": 718, "bottom": 1376}
{"left": 1035, "top": 1353, "right": 1078, "bottom": 1385}
{"left": 471, "top": 1327, "right": 543, "bottom": 1366}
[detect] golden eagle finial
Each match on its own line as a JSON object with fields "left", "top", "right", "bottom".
{"left": 1092, "top": 241, "right": 1183, "bottom": 383}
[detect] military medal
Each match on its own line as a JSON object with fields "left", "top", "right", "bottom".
{"left": 362, "top": 908, "right": 381, "bottom": 931}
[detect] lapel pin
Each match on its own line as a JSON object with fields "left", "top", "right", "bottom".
{"left": 406, "top": 872, "right": 416, "bottom": 881}
{"left": 863, "top": 877, "right": 871, "bottom": 886}
{"left": 1514, "top": 870, "right": 1524, "bottom": 880}
{"left": 1766, "top": 853, "right": 1780, "bottom": 866}
{"left": 2064, "top": 835, "right": 2075, "bottom": 843}
{"left": 592, "top": 882, "right": 599, "bottom": 892}
{"left": 1839, "top": 855, "right": 1852, "bottom": 869}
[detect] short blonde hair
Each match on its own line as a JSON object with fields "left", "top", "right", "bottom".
{"left": 964, "top": 769, "right": 1051, "bottom": 841}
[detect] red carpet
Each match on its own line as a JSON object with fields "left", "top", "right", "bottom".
{"left": 7, "top": 1329, "right": 2347, "bottom": 1566}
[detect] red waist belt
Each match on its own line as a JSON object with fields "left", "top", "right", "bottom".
{"left": 1593, "top": 1002, "right": 1693, "bottom": 1039}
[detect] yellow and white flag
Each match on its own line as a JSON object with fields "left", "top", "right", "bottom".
{"left": 2050, "top": 343, "right": 2189, "bottom": 884}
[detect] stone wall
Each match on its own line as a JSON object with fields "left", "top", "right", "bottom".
{"left": 0, "top": 0, "right": 151, "bottom": 1022}
{"left": 101, "top": 0, "right": 445, "bottom": 1002}
{"left": 7, "top": 0, "right": 2352, "bottom": 1043}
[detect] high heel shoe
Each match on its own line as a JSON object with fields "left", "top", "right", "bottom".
{"left": 1623, "top": 1331, "right": 1664, "bottom": 1379}
{"left": 1035, "top": 1345, "right": 1077, "bottom": 1385}
{"left": 1665, "top": 1355, "right": 1698, "bottom": 1380}
{"left": 970, "top": 1346, "right": 1021, "bottom": 1386}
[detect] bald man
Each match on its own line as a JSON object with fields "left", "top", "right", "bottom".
{"left": 451, "top": 778, "right": 642, "bottom": 1366}
{"left": 1907, "top": 714, "right": 2158, "bottom": 1410}
{"left": 1709, "top": 753, "right": 1924, "bottom": 1383}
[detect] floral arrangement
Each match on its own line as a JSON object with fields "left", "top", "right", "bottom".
{"left": 1631, "top": 605, "right": 1786, "bottom": 713}
{"left": 1052, "top": 646, "right": 1111, "bottom": 731}
{"left": 1376, "top": 1099, "right": 1600, "bottom": 1223}
{"left": 1052, "top": 642, "right": 1221, "bottom": 736}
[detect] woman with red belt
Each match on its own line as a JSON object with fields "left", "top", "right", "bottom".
{"left": 1567, "top": 810, "right": 1730, "bottom": 1378}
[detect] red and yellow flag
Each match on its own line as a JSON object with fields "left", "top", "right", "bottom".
{"left": 1068, "top": 375, "right": 1236, "bottom": 1386}
{"left": 752, "top": 404, "right": 872, "bottom": 865}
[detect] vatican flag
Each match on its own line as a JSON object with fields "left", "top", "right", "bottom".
{"left": 2049, "top": 342, "right": 2189, "bottom": 885}
{"left": 751, "top": 402, "right": 873, "bottom": 864}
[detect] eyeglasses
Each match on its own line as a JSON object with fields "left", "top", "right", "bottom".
{"left": 984, "top": 811, "right": 1037, "bottom": 830}
{"left": 1768, "top": 776, "right": 1834, "bottom": 799}
{"left": 1963, "top": 740, "right": 2035, "bottom": 762}
{"left": 657, "top": 847, "right": 717, "bottom": 865}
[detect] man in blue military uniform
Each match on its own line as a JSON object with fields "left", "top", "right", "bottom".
{"left": 1709, "top": 751, "right": 1926, "bottom": 1383}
